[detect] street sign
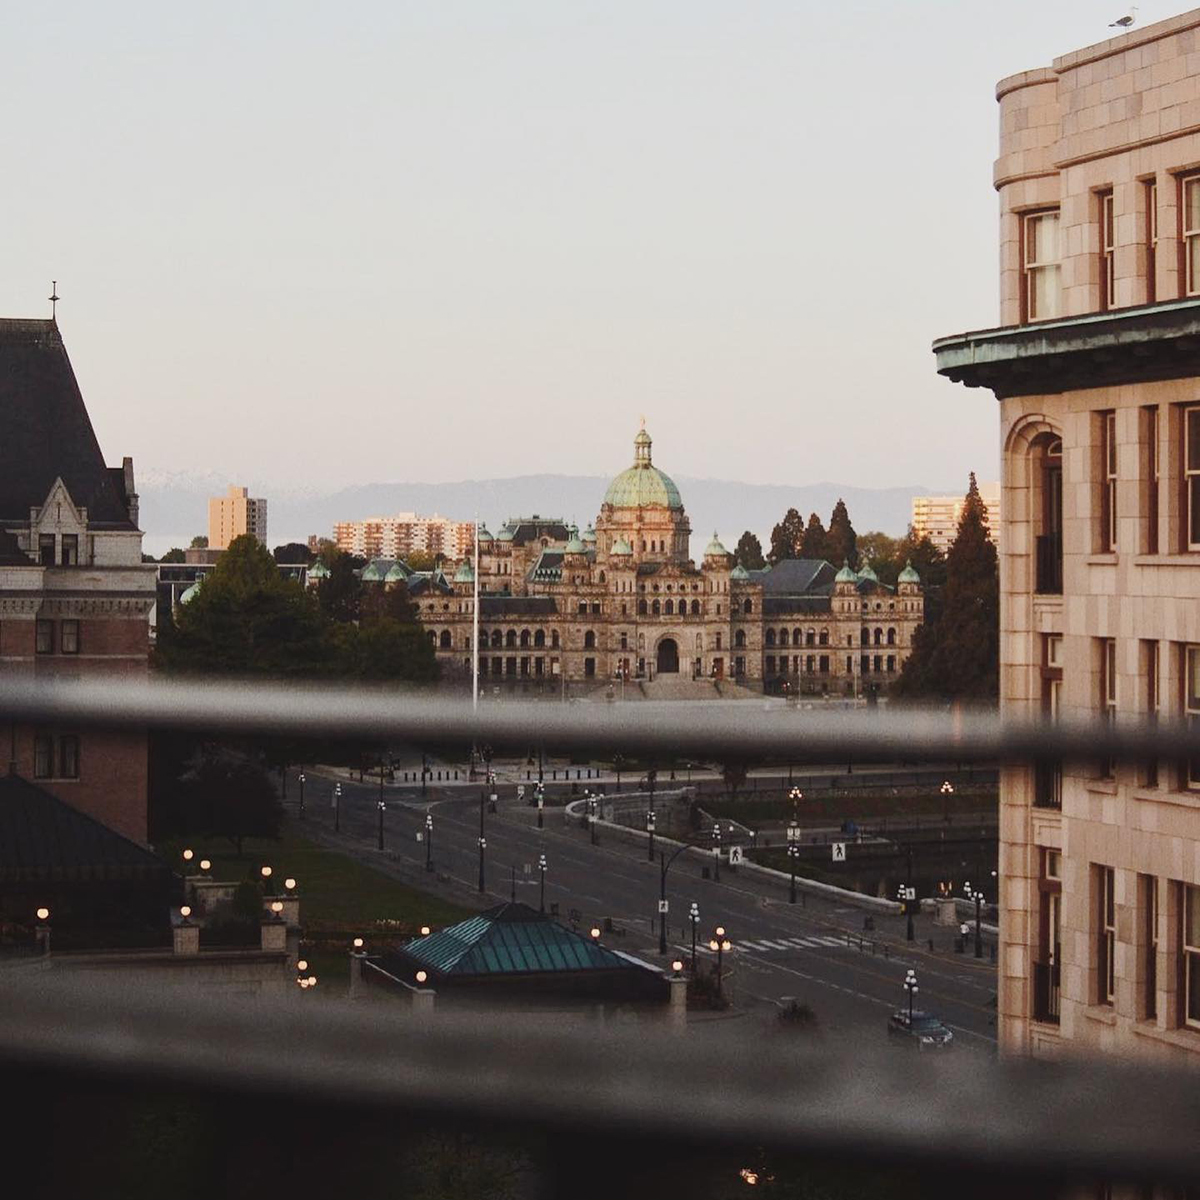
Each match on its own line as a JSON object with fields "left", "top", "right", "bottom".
{"left": 658, "top": 900, "right": 669, "bottom": 914}
{"left": 517, "top": 785, "right": 525, "bottom": 799}
{"left": 831, "top": 842, "right": 847, "bottom": 862}
{"left": 904, "top": 886, "right": 917, "bottom": 901}
{"left": 415, "top": 832, "right": 423, "bottom": 843}
{"left": 729, "top": 846, "right": 744, "bottom": 866}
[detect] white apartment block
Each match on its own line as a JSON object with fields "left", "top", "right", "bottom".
{"left": 333, "top": 513, "right": 474, "bottom": 560}
{"left": 912, "top": 486, "right": 1001, "bottom": 553}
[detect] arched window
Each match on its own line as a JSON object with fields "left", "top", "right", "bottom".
{"left": 887, "top": 628, "right": 896, "bottom": 646}
{"left": 506, "top": 630, "right": 517, "bottom": 648}
{"left": 427, "top": 631, "right": 436, "bottom": 645}
{"left": 779, "top": 629, "right": 789, "bottom": 647}
{"left": 552, "top": 630, "right": 560, "bottom": 649}
{"left": 873, "top": 628, "right": 883, "bottom": 646}
{"left": 520, "top": 629, "right": 531, "bottom": 648}
{"left": 584, "top": 630, "right": 596, "bottom": 650}
{"left": 491, "top": 630, "right": 502, "bottom": 648}
{"left": 599, "top": 571, "right": 606, "bottom": 583}
{"left": 638, "top": 599, "right": 648, "bottom": 616}
{"left": 534, "top": 629, "right": 546, "bottom": 647}
{"left": 819, "top": 630, "right": 829, "bottom": 646}
{"left": 743, "top": 599, "right": 752, "bottom": 614}
{"left": 794, "top": 629, "right": 802, "bottom": 645}
{"left": 664, "top": 599, "right": 674, "bottom": 615}
{"left": 766, "top": 629, "right": 776, "bottom": 647}
{"left": 806, "top": 630, "right": 815, "bottom": 646}
{"left": 652, "top": 600, "right": 661, "bottom": 615}
{"left": 439, "top": 630, "right": 451, "bottom": 649}
{"left": 691, "top": 600, "right": 700, "bottom": 616}
{"left": 860, "top": 629, "right": 869, "bottom": 647}
{"left": 735, "top": 629, "right": 746, "bottom": 649}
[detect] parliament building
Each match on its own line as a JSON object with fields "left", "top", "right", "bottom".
{"left": 377, "top": 428, "right": 925, "bottom": 697}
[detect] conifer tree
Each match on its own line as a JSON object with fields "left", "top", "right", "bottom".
{"left": 735, "top": 531, "right": 766, "bottom": 570}
{"left": 768, "top": 508, "right": 805, "bottom": 565}
{"left": 825, "top": 499, "right": 858, "bottom": 569}
{"left": 800, "top": 513, "right": 829, "bottom": 559}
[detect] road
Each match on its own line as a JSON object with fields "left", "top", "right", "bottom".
{"left": 292, "top": 769, "right": 997, "bottom": 1054}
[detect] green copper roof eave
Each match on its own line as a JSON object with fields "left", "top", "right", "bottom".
{"left": 602, "top": 465, "right": 683, "bottom": 510}
{"left": 933, "top": 296, "right": 1200, "bottom": 399}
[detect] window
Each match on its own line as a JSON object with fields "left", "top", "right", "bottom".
{"left": 819, "top": 630, "right": 828, "bottom": 646}
{"left": 534, "top": 629, "right": 545, "bottom": 648}
{"left": 1143, "top": 405, "right": 1160, "bottom": 554}
{"left": 38, "top": 534, "right": 55, "bottom": 566}
{"left": 1186, "top": 645, "right": 1200, "bottom": 789}
{"left": 591, "top": 603, "right": 600, "bottom": 615}
{"left": 1141, "top": 640, "right": 1160, "bottom": 787}
{"left": 690, "top": 600, "right": 700, "bottom": 616}
{"left": 584, "top": 630, "right": 596, "bottom": 650}
{"left": 578, "top": 602, "right": 587, "bottom": 615}
{"left": 664, "top": 600, "right": 673, "bottom": 615}
{"left": 1184, "top": 884, "right": 1200, "bottom": 1027}
{"left": 1099, "top": 865, "right": 1116, "bottom": 1006}
{"left": 1099, "top": 189, "right": 1115, "bottom": 310}
{"left": 1101, "top": 410, "right": 1117, "bottom": 553}
{"left": 1186, "top": 405, "right": 1200, "bottom": 550}
{"left": 1183, "top": 174, "right": 1200, "bottom": 296}
{"left": 506, "top": 630, "right": 516, "bottom": 648}
{"left": 766, "top": 630, "right": 776, "bottom": 648}
{"left": 887, "top": 628, "right": 896, "bottom": 646}
{"left": 1101, "top": 638, "right": 1118, "bottom": 778}
{"left": 35, "top": 619, "right": 54, "bottom": 655}
{"left": 520, "top": 629, "right": 531, "bottom": 648}
{"left": 818, "top": 655, "right": 828, "bottom": 673}
{"left": 638, "top": 599, "right": 647, "bottom": 616}
{"left": 33, "top": 735, "right": 52, "bottom": 779}
{"left": 652, "top": 600, "right": 660, "bottom": 616}
{"left": 584, "top": 657, "right": 595, "bottom": 678}
{"left": 60, "top": 534, "right": 79, "bottom": 566}
{"left": 735, "top": 629, "right": 746, "bottom": 649}
{"left": 715, "top": 633, "right": 722, "bottom": 650}
{"left": 1146, "top": 178, "right": 1158, "bottom": 303}
{"left": 778, "top": 629, "right": 789, "bottom": 647}
{"left": 1143, "top": 875, "right": 1158, "bottom": 1022}
{"left": 439, "top": 630, "right": 451, "bottom": 649}
{"left": 59, "top": 735, "right": 79, "bottom": 779}
{"left": 551, "top": 631, "right": 560, "bottom": 649}
{"left": 61, "top": 620, "right": 79, "bottom": 655}
{"left": 1023, "top": 210, "right": 1061, "bottom": 320}
{"left": 886, "top": 655, "right": 895, "bottom": 673}
{"left": 743, "top": 599, "right": 752, "bottom": 614}
{"left": 766, "top": 655, "right": 776, "bottom": 675}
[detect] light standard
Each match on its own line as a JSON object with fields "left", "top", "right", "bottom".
{"left": 535, "top": 781, "right": 544, "bottom": 830}
{"left": 903, "top": 968, "right": 918, "bottom": 1024}
{"left": 587, "top": 794, "right": 598, "bottom": 845}
{"left": 787, "top": 826, "right": 800, "bottom": 904}
{"left": 708, "top": 926, "right": 732, "bottom": 1002}
{"left": 424, "top": 813, "right": 433, "bottom": 871}
{"left": 478, "top": 788, "right": 487, "bottom": 893}
{"left": 646, "top": 807, "right": 656, "bottom": 863}
{"left": 712, "top": 822, "right": 721, "bottom": 882}
{"left": 538, "top": 853, "right": 547, "bottom": 914}
{"left": 377, "top": 797, "right": 386, "bottom": 851}
{"left": 688, "top": 901, "right": 700, "bottom": 972}
{"left": 657, "top": 842, "right": 691, "bottom": 955}
{"left": 964, "top": 880, "right": 985, "bottom": 958}
{"left": 334, "top": 782, "right": 342, "bottom": 833}
{"left": 897, "top": 883, "right": 915, "bottom": 944}
{"left": 940, "top": 778, "right": 954, "bottom": 823}
{"left": 298, "top": 771, "right": 306, "bottom": 818}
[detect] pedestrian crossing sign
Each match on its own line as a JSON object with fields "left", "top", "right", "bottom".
{"left": 831, "top": 842, "right": 847, "bottom": 862}
{"left": 729, "top": 846, "right": 744, "bottom": 865}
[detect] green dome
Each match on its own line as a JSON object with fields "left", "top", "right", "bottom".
{"left": 581, "top": 525, "right": 597, "bottom": 543}
{"left": 496, "top": 526, "right": 515, "bottom": 543}
{"left": 385, "top": 562, "right": 412, "bottom": 583}
{"left": 477, "top": 527, "right": 493, "bottom": 542}
{"left": 730, "top": 563, "right": 750, "bottom": 581}
{"left": 704, "top": 532, "right": 727, "bottom": 558}
{"left": 564, "top": 526, "right": 587, "bottom": 554}
{"left": 898, "top": 559, "right": 920, "bottom": 585}
{"left": 610, "top": 537, "right": 633, "bottom": 556}
{"left": 602, "top": 426, "right": 683, "bottom": 510}
{"left": 835, "top": 560, "right": 857, "bottom": 584}
{"left": 179, "top": 579, "right": 203, "bottom": 605}
{"left": 857, "top": 562, "right": 879, "bottom": 584}
{"left": 307, "top": 561, "right": 329, "bottom": 580}
{"left": 361, "top": 560, "right": 388, "bottom": 582}
{"left": 453, "top": 561, "right": 474, "bottom": 583}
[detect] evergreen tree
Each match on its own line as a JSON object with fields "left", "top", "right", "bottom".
{"left": 826, "top": 499, "right": 858, "bottom": 569}
{"left": 799, "top": 513, "right": 829, "bottom": 559}
{"left": 857, "top": 531, "right": 901, "bottom": 584}
{"left": 768, "top": 508, "right": 805, "bottom": 565}
{"left": 317, "top": 552, "right": 364, "bottom": 623}
{"left": 893, "top": 473, "right": 998, "bottom": 704}
{"left": 734, "top": 531, "right": 766, "bottom": 571}
{"left": 895, "top": 525, "right": 947, "bottom": 591}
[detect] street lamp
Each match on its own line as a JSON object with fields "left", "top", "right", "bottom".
{"left": 299, "top": 771, "right": 306, "bottom": 817}
{"left": 657, "top": 843, "right": 691, "bottom": 955}
{"left": 708, "top": 925, "right": 732, "bottom": 1002}
{"left": 478, "top": 835, "right": 487, "bottom": 893}
{"left": 646, "top": 807, "right": 656, "bottom": 862}
{"left": 334, "top": 782, "right": 342, "bottom": 833}
{"left": 787, "top": 821, "right": 800, "bottom": 904}
{"left": 538, "top": 853, "right": 547, "bottom": 914}
{"left": 896, "top": 883, "right": 915, "bottom": 944}
{"left": 964, "top": 880, "right": 985, "bottom": 958}
{"left": 425, "top": 813, "right": 433, "bottom": 872}
{"left": 903, "top": 968, "right": 918, "bottom": 1024}
{"left": 688, "top": 902, "right": 700, "bottom": 972}
{"left": 377, "top": 797, "right": 386, "bottom": 851}
{"left": 940, "top": 778, "right": 954, "bottom": 823}
{"left": 712, "top": 823, "right": 721, "bottom": 882}
{"left": 587, "top": 794, "right": 598, "bottom": 845}
{"left": 535, "top": 781, "right": 545, "bottom": 830}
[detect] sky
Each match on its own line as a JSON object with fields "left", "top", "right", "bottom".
{"left": 0, "top": 1, "right": 1164, "bottom": 496}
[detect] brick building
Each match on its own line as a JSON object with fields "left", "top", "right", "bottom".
{"left": 935, "top": 10, "right": 1200, "bottom": 1061}
{"left": 0, "top": 319, "right": 155, "bottom": 843}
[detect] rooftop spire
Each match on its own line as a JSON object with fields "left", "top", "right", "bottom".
{"left": 48, "top": 281, "right": 58, "bottom": 322}
{"left": 634, "top": 422, "right": 652, "bottom": 466}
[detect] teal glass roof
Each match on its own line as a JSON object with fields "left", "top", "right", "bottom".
{"left": 730, "top": 563, "right": 750, "bottom": 581}
{"left": 602, "top": 426, "right": 683, "bottom": 511}
{"left": 385, "top": 562, "right": 412, "bottom": 583}
{"left": 307, "top": 560, "right": 329, "bottom": 579}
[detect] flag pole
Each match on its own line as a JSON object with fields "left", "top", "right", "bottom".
{"left": 472, "top": 516, "right": 480, "bottom": 711}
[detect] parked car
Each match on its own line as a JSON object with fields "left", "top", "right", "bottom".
{"left": 886, "top": 1010, "right": 954, "bottom": 1049}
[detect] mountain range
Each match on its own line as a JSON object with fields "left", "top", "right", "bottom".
{"left": 136, "top": 470, "right": 961, "bottom": 559}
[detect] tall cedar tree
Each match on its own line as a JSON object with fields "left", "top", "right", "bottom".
{"left": 893, "top": 473, "right": 998, "bottom": 704}
{"left": 768, "top": 508, "right": 805, "bottom": 564}
{"left": 800, "top": 513, "right": 829, "bottom": 559}
{"left": 857, "top": 532, "right": 900, "bottom": 583}
{"left": 826, "top": 499, "right": 858, "bottom": 569}
{"left": 734, "top": 531, "right": 766, "bottom": 570}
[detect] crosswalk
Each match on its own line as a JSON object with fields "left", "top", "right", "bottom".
{"left": 693, "top": 934, "right": 848, "bottom": 955}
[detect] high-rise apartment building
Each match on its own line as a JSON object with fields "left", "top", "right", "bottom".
{"left": 333, "top": 513, "right": 474, "bottom": 560}
{"left": 0, "top": 319, "right": 156, "bottom": 843}
{"left": 912, "top": 486, "right": 1001, "bottom": 553}
{"left": 935, "top": 10, "right": 1200, "bottom": 1062}
{"left": 208, "top": 485, "right": 267, "bottom": 550}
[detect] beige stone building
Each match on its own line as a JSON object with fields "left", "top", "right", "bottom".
{"left": 388, "top": 428, "right": 924, "bottom": 696}
{"left": 333, "top": 512, "right": 474, "bottom": 560}
{"left": 935, "top": 11, "right": 1200, "bottom": 1062}
{"left": 208, "top": 485, "right": 267, "bottom": 550}
{"left": 912, "top": 485, "right": 1001, "bottom": 553}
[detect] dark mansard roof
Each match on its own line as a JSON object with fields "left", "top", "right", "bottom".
{"left": 0, "top": 320, "right": 136, "bottom": 528}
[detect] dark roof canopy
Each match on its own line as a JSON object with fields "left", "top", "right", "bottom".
{"left": 749, "top": 560, "right": 836, "bottom": 596}
{"left": 0, "top": 320, "right": 135, "bottom": 528}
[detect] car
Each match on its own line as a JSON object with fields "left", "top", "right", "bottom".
{"left": 886, "top": 1010, "right": 954, "bottom": 1049}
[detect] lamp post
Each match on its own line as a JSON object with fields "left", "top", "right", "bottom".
{"left": 940, "top": 778, "right": 954, "bottom": 823}
{"left": 712, "top": 822, "right": 721, "bottom": 882}
{"left": 689, "top": 901, "right": 700, "bottom": 972}
{"left": 708, "top": 926, "right": 732, "bottom": 1002}
{"left": 424, "top": 813, "right": 433, "bottom": 871}
{"left": 478, "top": 788, "right": 487, "bottom": 893}
{"left": 298, "top": 771, "right": 306, "bottom": 818}
{"left": 896, "top": 883, "right": 916, "bottom": 945}
{"left": 657, "top": 842, "right": 691, "bottom": 955}
{"left": 904, "top": 968, "right": 918, "bottom": 1024}
{"left": 377, "top": 798, "right": 386, "bottom": 851}
{"left": 646, "top": 807, "right": 656, "bottom": 862}
{"left": 787, "top": 826, "right": 800, "bottom": 904}
{"left": 535, "top": 781, "right": 544, "bottom": 829}
{"left": 904, "top": 844, "right": 915, "bottom": 941}
{"left": 334, "top": 782, "right": 342, "bottom": 833}
{"left": 965, "top": 880, "right": 985, "bottom": 958}
{"left": 587, "top": 794, "right": 598, "bottom": 845}
{"left": 539, "top": 853, "right": 547, "bottom": 914}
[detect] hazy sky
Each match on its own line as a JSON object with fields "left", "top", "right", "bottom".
{"left": 0, "top": 2, "right": 1162, "bottom": 494}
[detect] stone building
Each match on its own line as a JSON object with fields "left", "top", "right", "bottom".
{"left": 386, "top": 428, "right": 924, "bottom": 696}
{"left": 0, "top": 318, "right": 155, "bottom": 843}
{"left": 934, "top": 10, "right": 1200, "bottom": 1062}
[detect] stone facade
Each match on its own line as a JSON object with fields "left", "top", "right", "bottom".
{"left": 935, "top": 10, "right": 1200, "bottom": 1063}
{"left": 399, "top": 428, "right": 924, "bottom": 696}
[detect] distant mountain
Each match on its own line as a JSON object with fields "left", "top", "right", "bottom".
{"left": 136, "top": 471, "right": 952, "bottom": 559}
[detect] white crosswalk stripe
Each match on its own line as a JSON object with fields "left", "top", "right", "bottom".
{"left": 682, "top": 934, "right": 851, "bottom": 957}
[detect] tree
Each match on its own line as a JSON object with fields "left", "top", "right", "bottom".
{"left": 360, "top": 578, "right": 419, "bottom": 623}
{"left": 160, "top": 547, "right": 186, "bottom": 563}
{"left": 273, "top": 542, "right": 314, "bottom": 565}
{"left": 857, "top": 531, "right": 901, "bottom": 585}
{"left": 799, "top": 513, "right": 829, "bottom": 560}
{"left": 826, "top": 499, "right": 858, "bottom": 569}
{"left": 768, "top": 508, "right": 805, "bottom": 565}
{"left": 340, "top": 618, "right": 440, "bottom": 683}
{"left": 190, "top": 535, "right": 209, "bottom": 549}
{"left": 179, "top": 750, "right": 283, "bottom": 856}
{"left": 317, "top": 551, "right": 364, "bottom": 624}
{"left": 895, "top": 525, "right": 947, "bottom": 591}
{"left": 734, "top": 531, "right": 766, "bottom": 571}
{"left": 405, "top": 550, "right": 446, "bottom": 572}
{"left": 893, "top": 473, "right": 998, "bottom": 704}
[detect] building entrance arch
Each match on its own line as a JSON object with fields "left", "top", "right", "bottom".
{"left": 656, "top": 637, "right": 680, "bottom": 675}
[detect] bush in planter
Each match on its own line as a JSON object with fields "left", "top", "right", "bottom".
{"left": 686, "top": 968, "right": 729, "bottom": 1011}
{"left": 777, "top": 999, "right": 818, "bottom": 1030}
